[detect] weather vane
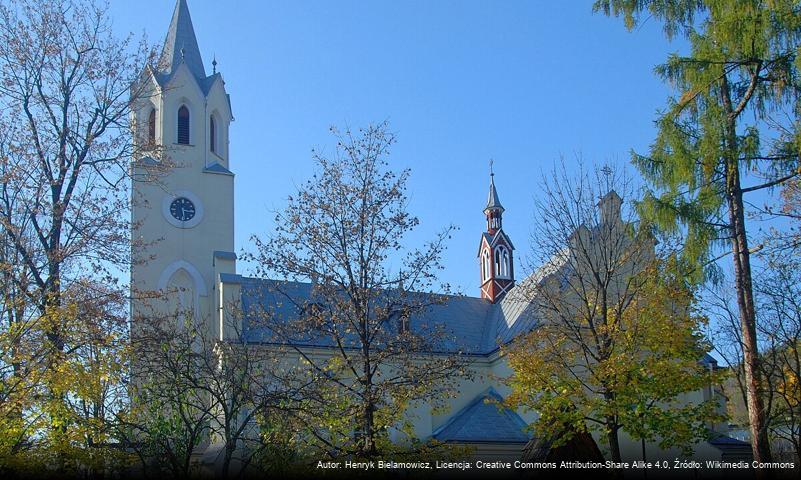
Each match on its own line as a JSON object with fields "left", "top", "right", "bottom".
{"left": 490, "top": 158, "right": 494, "bottom": 177}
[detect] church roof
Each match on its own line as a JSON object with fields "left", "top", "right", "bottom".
{"left": 159, "top": 0, "right": 206, "bottom": 81}
{"left": 431, "top": 388, "right": 530, "bottom": 443}
{"left": 238, "top": 278, "right": 499, "bottom": 354}
{"left": 485, "top": 174, "right": 504, "bottom": 213}
{"left": 233, "top": 261, "right": 567, "bottom": 356}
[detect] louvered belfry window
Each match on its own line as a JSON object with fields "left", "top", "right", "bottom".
{"left": 177, "top": 105, "right": 190, "bottom": 144}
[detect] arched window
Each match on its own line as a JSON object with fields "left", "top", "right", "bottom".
{"left": 147, "top": 108, "right": 156, "bottom": 145}
{"left": 209, "top": 115, "right": 216, "bottom": 153}
{"left": 495, "top": 246, "right": 510, "bottom": 278}
{"left": 177, "top": 105, "right": 190, "bottom": 144}
{"left": 397, "top": 312, "right": 410, "bottom": 334}
{"left": 482, "top": 249, "right": 490, "bottom": 282}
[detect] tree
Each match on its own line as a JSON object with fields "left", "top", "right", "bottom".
{"left": 505, "top": 163, "right": 721, "bottom": 463}
{"left": 763, "top": 176, "right": 801, "bottom": 256}
{"left": 0, "top": 0, "right": 155, "bottom": 471}
{"left": 757, "top": 254, "right": 801, "bottom": 464}
{"left": 126, "top": 305, "right": 311, "bottom": 479}
{"left": 595, "top": 0, "right": 801, "bottom": 463}
{"left": 0, "top": 279, "right": 131, "bottom": 475}
{"left": 247, "top": 122, "right": 469, "bottom": 458}
{"left": 0, "top": 173, "right": 43, "bottom": 468}
{"left": 710, "top": 253, "right": 801, "bottom": 465}
{"left": 124, "top": 317, "right": 215, "bottom": 480}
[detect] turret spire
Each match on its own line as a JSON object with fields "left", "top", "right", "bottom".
{"left": 484, "top": 163, "right": 504, "bottom": 234}
{"left": 485, "top": 173, "right": 504, "bottom": 214}
{"left": 160, "top": 0, "right": 206, "bottom": 80}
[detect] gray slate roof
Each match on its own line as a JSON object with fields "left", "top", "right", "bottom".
{"left": 485, "top": 175, "right": 504, "bottom": 212}
{"left": 239, "top": 277, "right": 508, "bottom": 354}
{"left": 432, "top": 388, "right": 530, "bottom": 443}
{"left": 235, "top": 266, "right": 557, "bottom": 355}
{"left": 231, "top": 245, "right": 573, "bottom": 355}
{"left": 204, "top": 162, "right": 234, "bottom": 175}
{"left": 160, "top": 0, "right": 206, "bottom": 81}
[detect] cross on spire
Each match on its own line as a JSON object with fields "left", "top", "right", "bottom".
{"left": 485, "top": 162, "right": 503, "bottom": 215}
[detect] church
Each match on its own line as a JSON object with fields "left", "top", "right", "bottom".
{"left": 131, "top": 0, "right": 751, "bottom": 468}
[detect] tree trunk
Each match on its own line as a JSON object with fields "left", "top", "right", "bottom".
{"left": 361, "top": 393, "right": 376, "bottom": 457}
{"left": 606, "top": 420, "right": 622, "bottom": 463}
{"left": 728, "top": 188, "right": 773, "bottom": 465}
{"left": 721, "top": 72, "right": 772, "bottom": 467}
{"left": 360, "top": 306, "right": 377, "bottom": 458}
{"left": 222, "top": 443, "right": 234, "bottom": 479}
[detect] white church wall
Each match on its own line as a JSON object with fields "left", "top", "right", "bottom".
{"left": 131, "top": 57, "right": 234, "bottom": 344}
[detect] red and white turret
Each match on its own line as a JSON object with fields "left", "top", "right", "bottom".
{"left": 478, "top": 164, "right": 515, "bottom": 303}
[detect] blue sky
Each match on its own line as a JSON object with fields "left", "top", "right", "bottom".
{"left": 112, "top": 0, "right": 688, "bottom": 294}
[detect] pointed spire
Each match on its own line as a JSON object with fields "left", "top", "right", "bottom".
{"left": 160, "top": 0, "right": 206, "bottom": 80}
{"left": 485, "top": 161, "right": 504, "bottom": 214}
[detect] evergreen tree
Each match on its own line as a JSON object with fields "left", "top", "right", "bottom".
{"left": 595, "top": 0, "right": 801, "bottom": 463}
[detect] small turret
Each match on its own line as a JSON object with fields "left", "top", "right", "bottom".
{"left": 477, "top": 163, "right": 515, "bottom": 303}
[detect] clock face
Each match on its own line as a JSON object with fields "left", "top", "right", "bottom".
{"left": 169, "top": 197, "right": 196, "bottom": 222}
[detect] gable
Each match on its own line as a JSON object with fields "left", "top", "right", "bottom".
{"left": 161, "top": 62, "right": 206, "bottom": 99}
{"left": 432, "top": 388, "right": 530, "bottom": 444}
{"left": 201, "top": 73, "right": 233, "bottom": 118}
{"left": 490, "top": 229, "right": 515, "bottom": 251}
{"left": 477, "top": 233, "right": 492, "bottom": 257}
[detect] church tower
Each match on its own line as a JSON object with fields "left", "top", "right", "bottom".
{"left": 131, "top": 0, "right": 236, "bottom": 336}
{"left": 478, "top": 167, "right": 515, "bottom": 303}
